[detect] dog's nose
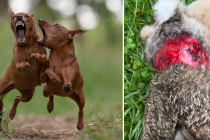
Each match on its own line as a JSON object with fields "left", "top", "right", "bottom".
{"left": 38, "top": 19, "right": 42, "bottom": 23}
{"left": 16, "top": 15, "right": 22, "bottom": 20}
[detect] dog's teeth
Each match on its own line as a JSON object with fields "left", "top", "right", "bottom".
{"left": 17, "top": 38, "right": 25, "bottom": 43}
{"left": 16, "top": 23, "right": 25, "bottom": 27}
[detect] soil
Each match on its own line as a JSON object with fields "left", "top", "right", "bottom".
{"left": 3, "top": 115, "right": 84, "bottom": 140}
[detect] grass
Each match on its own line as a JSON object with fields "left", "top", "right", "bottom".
{"left": 79, "top": 116, "right": 122, "bottom": 140}
{"left": 124, "top": 0, "right": 196, "bottom": 139}
{"left": 124, "top": 0, "right": 156, "bottom": 139}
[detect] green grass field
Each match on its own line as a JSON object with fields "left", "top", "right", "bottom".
{"left": 124, "top": 0, "right": 196, "bottom": 139}
{"left": 0, "top": 9, "right": 122, "bottom": 139}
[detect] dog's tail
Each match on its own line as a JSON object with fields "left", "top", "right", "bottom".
{"left": 153, "top": 0, "right": 185, "bottom": 24}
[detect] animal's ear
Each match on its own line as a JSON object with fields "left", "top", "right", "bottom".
{"left": 153, "top": 0, "right": 185, "bottom": 24}
{"left": 9, "top": 7, "right": 15, "bottom": 18}
{"left": 140, "top": 25, "right": 155, "bottom": 45}
{"left": 67, "top": 30, "right": 87, "bottom": 40}
{"left": 31, "top": 13, "right": 34, "bottom": 17}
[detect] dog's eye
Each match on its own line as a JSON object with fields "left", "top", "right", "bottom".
{"left": 12, "top": 16, "right": 16, "bottom": 21}
{"left": 25, "top": 15, "right": 29, "bottom": 19}
{"left": 54, "top": 24, "right": 59, "bottom": 28}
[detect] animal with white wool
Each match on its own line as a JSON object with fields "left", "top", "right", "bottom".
{"left": 140, "top": 0, "right": 210, "bottom": 139}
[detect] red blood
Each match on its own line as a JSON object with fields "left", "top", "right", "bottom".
{"left": 154, "top": 33, "right": 210, "bottom": 71}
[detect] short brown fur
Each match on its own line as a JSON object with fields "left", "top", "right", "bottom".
{"left": 0, "top": 8, "right": 48, "bottom": 125}
{"left": 37, "top": 20, "right": 86, "bottom": 130}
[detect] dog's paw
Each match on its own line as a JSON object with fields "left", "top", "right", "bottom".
{"left": 9, "top": 110, "right": 16, "bottom": 120}
{"left": 47, "top": 103, "right": 54, "bottom": 113}
{"left": 63, "top": 84, "right": 71, "bottom": 92}
{"left": 16, "top": 62, "right": 30, "bottom": 70}
{"left": 22, "top": 62, "right": 30, "bottom": 69}
{"left": 30, "top": 53, "right": 39, "bottom": 60}
{"left": 77, "top": 122, "right": 84, "bottom": 130}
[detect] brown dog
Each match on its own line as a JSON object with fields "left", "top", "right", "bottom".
{"left": 37, "top": 19, "right": 86, "bottom": 130}
{"left": 0, "top": 8, "right": 52, "bottom": 125}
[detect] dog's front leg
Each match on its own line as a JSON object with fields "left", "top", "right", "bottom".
{"left": 14, "top": 47, "right": 30, "bottom": 70}
{"left": 42, "top": 68, "right": 61, "bottom": 83}
{"left": 15, "top": 53, "right": 30, "bottom": 70}
{"left": 62, "top": 65, "right": 79, "bottom": 92}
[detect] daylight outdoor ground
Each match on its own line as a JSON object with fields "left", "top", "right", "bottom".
{"left": 0, "top": 0, "right": 123, "bottom": 139}
{"left": 0, "top": 115, "right": 122, "bottom": 139}
{"left": 124, "top": 0, "right": 196, "bottom": 139}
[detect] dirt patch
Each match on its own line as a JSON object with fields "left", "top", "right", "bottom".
{"left": 1, "top": 115, "right": 122, "bottom": 140}
{"left": 3, "top": 115, "right": 83, "bottom": 140}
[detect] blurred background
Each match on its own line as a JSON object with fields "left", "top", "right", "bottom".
{"left": 0, "top": 0, "right": 122, "bottom": 139}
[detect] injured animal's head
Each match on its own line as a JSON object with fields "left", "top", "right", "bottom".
{"left": 154, "top": 32, "right": 210, "bottom": 71}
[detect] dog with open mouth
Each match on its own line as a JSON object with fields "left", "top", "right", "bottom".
{"left": 37, "top": 19, "right": 86, "bottom": 130}
{"left": 0, "top": 8, "right": 60, "bottom": 129}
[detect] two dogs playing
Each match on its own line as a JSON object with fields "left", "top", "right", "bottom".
{"left": 0, "top": 8, "right": 86, "bottom": 130}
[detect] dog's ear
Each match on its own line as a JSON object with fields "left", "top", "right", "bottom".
{"left": 9, "top": 7, "right": 15, "bottom": 18}
{"left": 67, "top": 30, "right": 87, "bottom": 40}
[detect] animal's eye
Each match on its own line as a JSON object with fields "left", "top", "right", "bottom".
{"left": 12, "top": 16, "right": 16, "bottom": 21}
{"left": 197, "top": 46, "right": 200, "bottom": 49}
{"left": 186, "top": 49, "right": 190, "bottom": 52}
{"left": 25, "top": 15, "right": 29, "bottom": 19}
{"left": 54, "top": 24, "right": 59, "bottom": 28}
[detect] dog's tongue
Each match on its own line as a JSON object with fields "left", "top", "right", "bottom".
{"left": 18, "top": 29, "right": 25, "bottom": 42}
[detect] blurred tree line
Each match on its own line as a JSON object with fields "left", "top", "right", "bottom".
{"left": 0, "top": 0, "right": 122, "bottom": 49}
